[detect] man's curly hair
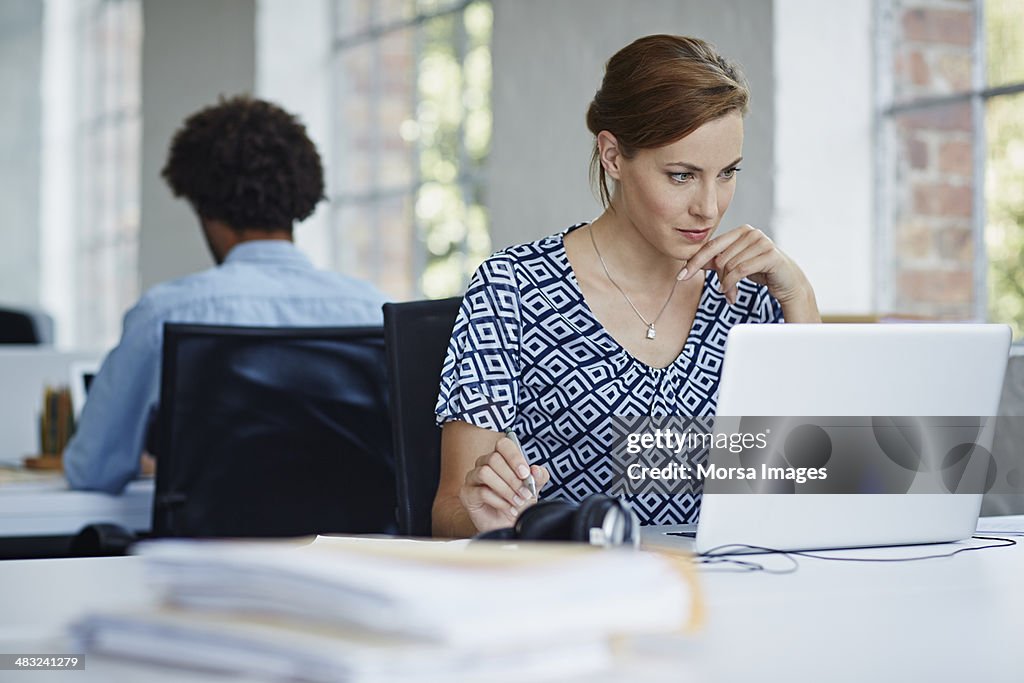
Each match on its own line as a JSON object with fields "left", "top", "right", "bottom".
{"left": 162, "top": 96, "right": 325, "bottom": 231}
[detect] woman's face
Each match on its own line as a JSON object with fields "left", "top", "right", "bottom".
{"left": 609, "top": 111, "right": 744, "bottom": 261}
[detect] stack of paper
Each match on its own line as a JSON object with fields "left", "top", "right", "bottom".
{"left": 71, "top": 536, "right": 696, "bottom": 682}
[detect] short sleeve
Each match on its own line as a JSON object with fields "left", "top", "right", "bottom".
{"left": 754, "top": 285, "right": 785, "bottom": 324}
{"left": 435, "top": 255, "right": 522, "bottom": 432}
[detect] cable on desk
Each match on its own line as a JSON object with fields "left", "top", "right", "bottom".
{"left": 787, "top": 535, "right": 1016, "bottom": 563}
{"left": 694, "top": 555, "right": 799, "bottom": 574}
{"left": 694, "top": 544, "right": 799, "bottom": 574}
{"left": 695, "top": 535, "right": 1016, "bottom": 571}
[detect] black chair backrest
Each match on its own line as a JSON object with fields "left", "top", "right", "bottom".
{"left": 0, "top": 308, "right": 41, "bottom": 344}
{"left": 153, "top": 324, "right": 397, "bottom": 538}
{"left": 383, "top": 297, "right": 462, "bottom": 536}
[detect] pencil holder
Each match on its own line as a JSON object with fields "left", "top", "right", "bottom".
{"left": 25, "top": 385, "right": 75, "bottom": 470}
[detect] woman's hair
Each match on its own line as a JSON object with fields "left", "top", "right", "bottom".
{"left": 586, "top": 35, "right": 749, "bottom": 207}
{"left": 162, "top": 95, "right": 325, "bottom": 231}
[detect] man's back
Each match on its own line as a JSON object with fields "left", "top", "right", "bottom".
{"left": 63, "top": 241, "right": 387, "bottom": 493}
{"left": 64, "top": 96, "right": 388, "bottom": 494}
{"left": 138, "top": 241, "right": 383, "bottom": 330}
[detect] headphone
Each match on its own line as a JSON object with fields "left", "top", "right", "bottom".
{"left": 474, "top": 494, "right": 640, "bottom": 548}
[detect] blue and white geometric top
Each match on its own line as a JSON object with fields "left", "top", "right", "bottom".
{"left": 436, "top": 224, "right": 783, "bottom": 525}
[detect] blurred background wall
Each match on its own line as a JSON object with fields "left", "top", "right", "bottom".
{"left": 0, "top": 0, "right": 1020, "bottom": 351}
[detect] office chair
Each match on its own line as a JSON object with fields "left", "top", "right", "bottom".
{"left": 383, "top": 297, "right": 462, "bottom": 536}
{"left": 0, "top": 307, "right": 51, "bottom": 344}
{"left": 152, "top": 324, "right": 397, "bottom": 538}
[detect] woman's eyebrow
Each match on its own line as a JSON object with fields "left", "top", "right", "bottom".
{"left": 665, "top": 157, "right": 743, "bottom": 172}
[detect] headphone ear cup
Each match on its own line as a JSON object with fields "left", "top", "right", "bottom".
{"left": 572, "top": 494, "right": 616, "bottom": 543}
{"left": 472, "top": 527, "right": 518, "bottom": 541}
{"left": 618, "top": 500, "right": 640, "bottom": 546}
{"left": 514, "top": 500, "right": 576, "bottom": 540}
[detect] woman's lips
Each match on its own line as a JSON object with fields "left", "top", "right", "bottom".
{"left": 676, "top": 228, "right": 711, "bottom": 243}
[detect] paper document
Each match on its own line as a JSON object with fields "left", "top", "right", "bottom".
{"left": 135, "top": 536, "right": 692, "bottom": 647}
{"left": 72, "top": 608, "right": 609, "bottom": 683}
{"left": 72, "top": 535, "right": 697, "bottom": 681}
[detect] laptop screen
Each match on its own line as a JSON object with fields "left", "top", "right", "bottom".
{"left": 70, "top": 361, "right": 100, "bottom": 419}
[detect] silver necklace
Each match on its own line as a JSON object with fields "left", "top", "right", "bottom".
{"left": 590, "top": 226, "right": 680, "bottom": 340}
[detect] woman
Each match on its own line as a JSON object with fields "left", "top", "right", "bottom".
{"left": 433, "top": 35, "right": 820, "bottom": 537}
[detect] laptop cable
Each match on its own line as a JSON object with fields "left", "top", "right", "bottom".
{"left": 694, "top": 535, "right": 1017, "bottom": 572}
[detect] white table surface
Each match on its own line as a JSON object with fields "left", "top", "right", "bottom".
{"left": 0, "top": 475, "right": 153, "bottom": 537}
{"left": 1, "top": 516, "right": 1022, "bottom": 682}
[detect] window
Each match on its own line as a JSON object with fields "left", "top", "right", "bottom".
{"left": 877, "top": 0, "right": 1024, "bottom": 334}
{"left": 984, "top": 0, "right": 1024, "bottom": 336}
{"left": 329, "top": 0, "right": 492, "bottom": 300}
{"left": 42, "top": 0, "right": 142, "bottom": 349}
{"left": 43, "top": 0, "right": 491, "bottom": 347}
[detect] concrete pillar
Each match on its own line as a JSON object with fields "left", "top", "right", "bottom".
{"left": 0, "top": 0, "right": 43, "bottom": 307}
{"left": 488, "top": 0, "right": 775, "bottom": 249}
{"left": 138, "top": 0, "right": 256, "bottom": 290}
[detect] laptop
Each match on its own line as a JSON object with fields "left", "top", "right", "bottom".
{"left": 640, "top": 323, "right": 1011, "bottom": 554}
{"left": 69, "top": 360, "right": 100, "bottom": 419}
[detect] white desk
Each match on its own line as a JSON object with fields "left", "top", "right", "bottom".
{"left": 689, "top": 516, "right": 1024, "bottom": 682}
{"left": 1, "top": 516, "right": 1023, "bottom": 682}
{"left": 0, "top": 476, "right": 153, "bottom": 538}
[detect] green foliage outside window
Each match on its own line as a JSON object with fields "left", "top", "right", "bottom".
{"left": 418, "top": 1, "right": 492, "bottom": 298}
{"left": 985, "top": 0, "right": 1024, "bottom": 337}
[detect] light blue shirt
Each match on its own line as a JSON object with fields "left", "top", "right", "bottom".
{"left": 63, "top": 240, "right": 387, "bottom": 494}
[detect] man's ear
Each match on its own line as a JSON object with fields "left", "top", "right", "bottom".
{"left": 597, "top": 130, "right": 624, "bottom": 181}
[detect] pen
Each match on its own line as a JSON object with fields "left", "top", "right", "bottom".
{"left": 505, "top": 430, "right": 537, "bottom": 500}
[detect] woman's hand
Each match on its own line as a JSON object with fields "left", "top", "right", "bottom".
{"left": 459, "top": 436, "right": 551, "bottom": 533}
{"left": 681, "top": 224, "right": 820, "bottom": 322}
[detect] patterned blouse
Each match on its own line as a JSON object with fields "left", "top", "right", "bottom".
{"left": 435, "top": 224, "right": 783, "bottom": 525}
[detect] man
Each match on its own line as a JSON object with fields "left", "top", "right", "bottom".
{"left": 64, "top": 96, "right": 387, "bottom": 493}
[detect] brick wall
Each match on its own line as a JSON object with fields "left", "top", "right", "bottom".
{"left": 886, "top": 0, "right": 978, "bottom": 319}
{"left": 332, "top": 0, "right": 418, "bottom": 299}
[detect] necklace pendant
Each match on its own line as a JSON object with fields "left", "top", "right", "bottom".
{"left": 646, "top": 324, "right": 657, "bottom": 340}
